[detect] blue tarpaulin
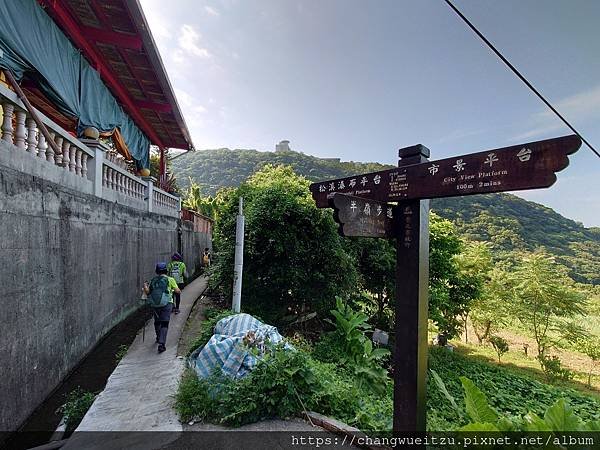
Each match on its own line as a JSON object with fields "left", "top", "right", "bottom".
{"left": 0, "top": 0, "right": 150, "bottom": 168}
{"left": 188, "top": 314, "right": 287, "bottom": 379}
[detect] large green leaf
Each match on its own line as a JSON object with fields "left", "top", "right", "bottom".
{"left": 523, "top": 413, "right": 552, "bottom": 432}
{"left": 583, "top": 420, "right": 600, "bottom": 431}
{"left": 460, "top": 376, "right": 498, "bottom": 424}
{"left": 543, "top": 399, "right": 583, "bottom": 431}
{"left": 430, "top": 369, "right": 461, "bottom": 416}
{"left": 458, "top": 422, "right": 500, "bottom": 431}
{"left": 370, "top": 348, "right": 391, "bottom": 360}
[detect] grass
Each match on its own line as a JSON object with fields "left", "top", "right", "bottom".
{"left": 428, "top": 347, "right": 600, "bottom": 429}
{"left": 456, "top": 323, "right": 600, "bottom": 397}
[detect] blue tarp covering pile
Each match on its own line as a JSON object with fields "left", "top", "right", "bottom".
{"left": 188, "top": 313, "right": 286, "bottom": 379}
{"left": 0, "top": 0, "right": 150, "bottom": 168}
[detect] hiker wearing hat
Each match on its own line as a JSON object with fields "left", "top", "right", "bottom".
{"left": 143, "top": 262, "right": 181, "bottom": 353}
{"left": 167, "top": 252, "right": 187, "bottom": 314}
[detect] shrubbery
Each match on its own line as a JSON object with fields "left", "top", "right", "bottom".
{"left": 175, "top": 345, "right": 393, "bottom": 431}
{"left": 427, "top": 347, "right": 600, "bottom": 428}
{"left": 58, "top": 388, "right": 96, "bottom": 432}
{"left": 431, "top": 369, "right": 600, "bottom": 431}
{"left": 211, "top": 165, "right": 357, "bottom": 323}
{"left": 176, "top": 299, "right": 393, "bottom": 431}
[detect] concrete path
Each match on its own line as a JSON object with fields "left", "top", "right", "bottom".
{"left": 63, "top": 276, "right": 208, "bottom": 450}
{"left": 62, "top": 276, "right": 355, "bottom": 450}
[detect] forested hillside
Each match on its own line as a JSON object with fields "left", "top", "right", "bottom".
{"left": 433, "top": 195, "right": 600, "bottom": 285}
{"left": 171, "top": 148, "right": 599, "bottom": 284}
{"left": 171, "top": 148, "right": 390, "bottom": 193}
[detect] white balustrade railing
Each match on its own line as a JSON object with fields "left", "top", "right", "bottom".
{"left": 0, "top": 83, "right": 180, "bottom": 218}
{"left": 1, "top": 83, "right": 91, "bottom": 179}
{"left": 102, "top": 159, "right": 147, "bottom": 201}
{"left": 153, "top": 187, "right": 180, "bottom": 216}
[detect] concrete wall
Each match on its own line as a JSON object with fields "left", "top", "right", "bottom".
{"left": 0, "top": 141, "right": 210, "bottom": 432}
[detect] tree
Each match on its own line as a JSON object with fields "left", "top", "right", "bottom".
{"left": 576, "top": 335, "right": 600, "bottom": 386}
{"left": 343, "top": 237, "right": 396, "bottom": 331}
{"left": 212, "top": 165, "right": 358, "bottom": 322}
{"left": 453, "top": 241, "right": 493, "bottom": 342}
{"left": 429, "top": 214, "right": 490, "bottom": 340}
{"left": 470, "top": 266, "right": 511, "bottom": 344}
{"left": 508, "top": 251, "right": 586, "bottom": 363}
{"left": 488, "top": 335, "right": 509, "bottom": 363}
{"left": 149, "top": 150, "right": 180, "bottom": 193}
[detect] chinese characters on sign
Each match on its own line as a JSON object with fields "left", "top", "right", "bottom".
{"left": 331, "top": 194, "right": 396, "bottom": 239}
{"left": 309, "top": 135, "right": 581, "bottom": 208}
{"left": 309, "top": 134, "right": 581, "bottom": 435}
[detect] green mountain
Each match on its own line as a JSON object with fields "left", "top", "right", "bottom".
{"left": 171, "top": 148, "right": 600, "bottom": 285}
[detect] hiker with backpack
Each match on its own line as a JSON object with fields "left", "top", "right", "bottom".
{"left": 167, "top": 252, "right": 187, "bottom": 314}
{"left": 202, "top": 248, "right": 211, "bottom": 268}
{"left": 142, "top": 262, "right": 181, "bottom": 353}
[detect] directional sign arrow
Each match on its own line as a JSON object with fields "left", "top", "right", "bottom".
{"left": 331, "top": 193, "right": 397, "bottom": 238}
{"left": 310, "top": 134, "right": 581, "bottom": 207}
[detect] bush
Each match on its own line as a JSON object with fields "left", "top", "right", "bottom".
{"left": 176, "top": 345, "right": 392, "bottom": 431}
{"left": 322, "top": 297, "right": 390, "bottom": 393}
{"left": 58, "top": 388, "right": 96, "bottom": 431}
{"left": 177, "top": 347, "right": 320, "bottom": 426}
{"left": 538, "top": 355, "right": 574, "bottom": 382}
{"left": 211, "top": 165, "right": 357, "bottom": 323}
{"left": 488, "top": 335, "right": 509, "bottom": 363}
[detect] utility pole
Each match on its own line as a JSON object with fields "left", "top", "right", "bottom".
{"left": 232, "top": 197, "right": 244, "bottom": 313}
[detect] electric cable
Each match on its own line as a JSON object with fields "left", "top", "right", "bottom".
{"left": 444, "top": 0, "right": 600, "bottom": 159}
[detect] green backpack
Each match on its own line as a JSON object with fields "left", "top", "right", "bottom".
{"left": 147, "top": 275, "right": 171, "bottom": 308}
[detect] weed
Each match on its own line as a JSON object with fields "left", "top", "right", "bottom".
{"left": 115, "top": 344, "right": 129, "bottom": 362}
{"left": 58, "top": 388, "right": 96, "bottom": 431}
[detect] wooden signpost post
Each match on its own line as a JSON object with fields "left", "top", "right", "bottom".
{"left": 309, "top": 134, "right": 582, "bottom": 434}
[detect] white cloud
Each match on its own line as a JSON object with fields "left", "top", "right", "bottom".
{"left": 511, "top": 84, "right": 600, "bottom": 142}
{"left": 140, "top": 0, "right": 172, "bottom": 41}
{"left": 178, "top": 24, "right": 212, "bottom": 58}
{"left": 174, "top": 88, "right": 207, "bottom": 114}
{"left": 204, "top": 6, "right": 220, "bottom": 16}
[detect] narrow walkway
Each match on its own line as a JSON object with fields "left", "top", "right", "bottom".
{"left": 63, "top": 276, "right": 208, "bottom": 450}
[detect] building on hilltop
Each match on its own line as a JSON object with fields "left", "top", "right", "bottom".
{"left": 275, "top": 140, "right": 291, "bottom": 152}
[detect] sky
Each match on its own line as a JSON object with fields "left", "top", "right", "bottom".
{"left": 140, "top": 0, "right": 600, "bottom": 227}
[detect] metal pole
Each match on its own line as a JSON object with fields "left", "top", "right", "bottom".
{"left": 232, "top": 197, "right": 244, "bottom": 313}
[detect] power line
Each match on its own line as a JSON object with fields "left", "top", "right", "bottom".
{"left": 443, "top": 0, "right": 600, "bottom": 159}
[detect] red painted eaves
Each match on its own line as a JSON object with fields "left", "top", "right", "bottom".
{"left": 37, "top": 0, "right": 165, "bottom": 148}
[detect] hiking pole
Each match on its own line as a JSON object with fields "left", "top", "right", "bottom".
{"left": 141, "top": 281, "right": 149, "bottom": 342}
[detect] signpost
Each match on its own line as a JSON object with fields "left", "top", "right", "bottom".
{"left": 309, "top": 134, "right": 582, "bottom": 434}
{"left": 310, "top": 134, "right": 581, "bottom": 208}
{"left": 330, "top": 194, "right": 396, "bottom": 239}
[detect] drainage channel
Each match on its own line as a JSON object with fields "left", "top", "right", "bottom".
{"left": 2, "top": 307, "right": 152, "bottom": 450}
